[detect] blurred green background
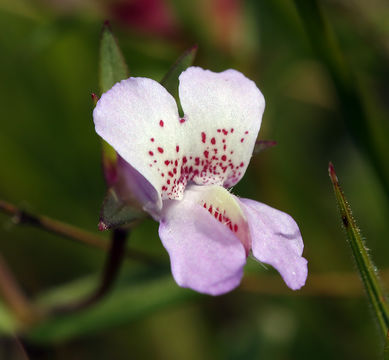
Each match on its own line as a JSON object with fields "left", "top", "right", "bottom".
{"left": 0, "top": 0, "right": 389, "bottom": 359}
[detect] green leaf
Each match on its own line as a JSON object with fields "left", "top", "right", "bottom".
{"left": 99, "top": 21, "right": 128, "bottom": 94}
{"left": 26, "top": 271, "right": 197, "bottom": 343}
{"left": 0, "top": 301, "right": 18, "bottom": 335}
{"left": 328, "top": 162, "right": 389, "bottom": 337}
{"left": 160, "top": 45, "right": 198, "bottom": 113}
{"left": 99, "top": 187, "right": 146, "bottom": 230}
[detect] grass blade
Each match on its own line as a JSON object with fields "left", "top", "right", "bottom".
{"left": 328, "top": 162, "right": 389, "bottom": 337}
{"left": 294, "top": 0, "right": 389, "bottom": 199}
{"left": 384, "top": 331, "right": 389, "bottom": 359}
{"left": 26, "top": 271, "right": 197, "bottom": 343}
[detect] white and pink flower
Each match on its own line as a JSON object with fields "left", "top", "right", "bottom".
{"left": 93, "top": 67, "right": 307, "bottom": 295}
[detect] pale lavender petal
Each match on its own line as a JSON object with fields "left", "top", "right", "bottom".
{"left": 116, "top": 156, "right": 162, "bottom": 218}
{"left": 239, "top": 198, "right": 308, "bottom": 290}
{"left": 178, "top": 67, "right": 265, "bottom": 188}
{"left": 159, "top": 185, "right": 247, "bottom": 295}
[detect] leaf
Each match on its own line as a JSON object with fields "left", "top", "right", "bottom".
{"left": 26, "top": 270, "right": 197, "bottom": 343}
{"left": 160, "top": 45, "right": 198, "bottom": 113}
{"left": 99, "top": 187, "right": 146, "bottom": 230}
{"left": 0, "top": 301, "right": 18, "bottom": 335}
{"left": 253, "top": 140, "right": 277, "bottom": 155}
{"left": 99, "top": 20, "right": 129, "bottom": 94}
{"left": 384, "top": 330, "right": 389, "bottom": 360}
{"left": 328, "top": 162, "right": 389, "bottom": 337}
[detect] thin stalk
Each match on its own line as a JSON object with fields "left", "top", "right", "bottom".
{"left": 0, "top": 199, "right": 161, "bottom": 266}
{"left": 0, "top": 254, "right": 37, "bottom": 324}
{"left": 50, "top": 228, "right": 128, "bottom": 314}
{"left": 385, "top": 331, "right": 389, "bottom": 359}
{"left": 329, "top": 162, "right": 389, "bottom": 336}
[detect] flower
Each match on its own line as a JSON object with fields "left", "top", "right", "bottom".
{"left": 93, "top": 67, "right": 308, "bottom": 295}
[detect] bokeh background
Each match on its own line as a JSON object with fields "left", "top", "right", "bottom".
{"left": 1, "top": 0, "right": 389, "bottom": 359}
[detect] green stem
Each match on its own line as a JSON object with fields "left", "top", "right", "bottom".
{"left": 329, "top": 162, "right": 389, "bottom": 336}
{"left": 0, "top": 254, "right": 37, "bottom": 325}
{"left": 0, "top": 199, "right": 161, "bottom": 266}
{"left": 50, "top": 228, "right": 128, "bottom": 314}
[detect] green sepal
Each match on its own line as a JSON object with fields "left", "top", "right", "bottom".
{"left": 160, "top": 45, "right": 198, "bottom": 114}
{"left": 99, "top": 20, "right": 129, "bottom": 93}
{"left": 98, "top": 187, "right": 146, "bottom": 231}
{"left": 97, "top": 22, "right": 147, "bottom": 228}
{"left": 98, "top": 21, "right": 129, "bottom": 184}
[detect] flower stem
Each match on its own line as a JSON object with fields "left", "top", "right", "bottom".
{"left": 0, "top": 254, "right": 38, "bottom": 325}
{"left": 0, "top": 199, "right": 161, "bottom": 266}
{"left": 50, "top": 228, "right": 128, "bottom": 314}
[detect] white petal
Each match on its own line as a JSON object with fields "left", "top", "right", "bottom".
{"left": 178, "top": 67, "right": 265, "bottom": 188}
{"left": 94, "top": 77, "right": 187, "bottom": 205}
{"left": 93, "top": 68, "right": 265, "bottom": 209}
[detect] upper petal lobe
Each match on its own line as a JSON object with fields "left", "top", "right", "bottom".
{"left": 179, "top": 67, "right": 265, "bottom": 188}
{"left": 94, "top": 77, "right": 183, "bottom": 204}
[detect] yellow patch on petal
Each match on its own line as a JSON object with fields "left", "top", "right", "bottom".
{"left": 187, "top": 185, "right": 251, "bottom": 254}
